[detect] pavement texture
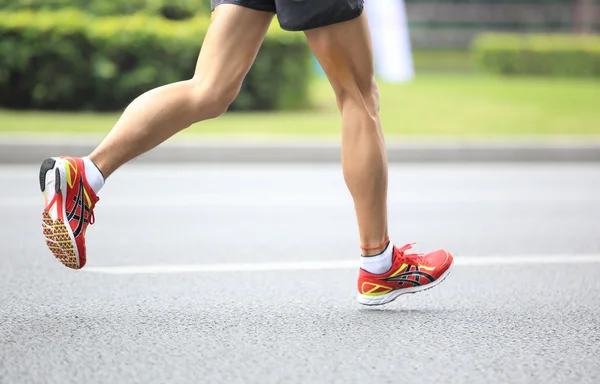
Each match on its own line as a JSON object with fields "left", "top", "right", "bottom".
{"left": 1, "top": 136, "right": 600, "bottom": 164}
{"left": 1, "top": 162, "right": 600, "bottom": 383}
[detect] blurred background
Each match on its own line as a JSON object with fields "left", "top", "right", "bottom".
{"left": 0, "top": 0, "right": 598, "bottom": 139}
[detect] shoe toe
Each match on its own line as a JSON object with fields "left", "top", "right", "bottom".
{"left": 423, "top": 249, "right": 453, "bottom": 276}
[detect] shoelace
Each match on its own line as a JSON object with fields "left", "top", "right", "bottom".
{"left": 395, "top": 243, "right": 425, "bottom": 265}
{"left": 87, "top": 197, "right": 99, "bottom": 225}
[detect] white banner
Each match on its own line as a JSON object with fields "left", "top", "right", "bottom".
{"left": 365, "top": 0, "right": 415, "bottom": 82}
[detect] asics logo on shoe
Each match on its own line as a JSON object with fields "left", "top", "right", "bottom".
{"left": 381, "top": 266, "right": 436, "bottom": 286}
{"left": 66, "top": 180, "right": 89, "bottom": 237}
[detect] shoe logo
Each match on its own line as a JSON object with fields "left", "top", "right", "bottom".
{"left": 67, "top": 180, "right": 90, "bottom": 237}
{"left": 382, "top": 266, "right": 435, "bottom": 286}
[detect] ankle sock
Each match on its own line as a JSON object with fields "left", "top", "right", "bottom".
{"left": 82, "top": 157, "right": 105, "bottom": 194}
{"left": 360, "top": 241, "right": 394, "bottom": 274}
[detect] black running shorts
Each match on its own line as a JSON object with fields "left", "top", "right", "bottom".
{"left": 210, "top": 0, "right": 364, "bottom": 31}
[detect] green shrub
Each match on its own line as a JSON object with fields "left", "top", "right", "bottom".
{"left": 0, "top": 0, "right": 211, "bottom": 19}
{"left": 412, "top": 50, "right": 475, "bottom": 73}
{"left": 471, "top": 33, "right": 600, "bottom": 77}
{"left": 0, "top": 9, "right": 312, "bottom": 112}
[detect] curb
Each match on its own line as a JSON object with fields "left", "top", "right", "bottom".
{"left": 1, "top": 138, "right": 599, "bottom": 164}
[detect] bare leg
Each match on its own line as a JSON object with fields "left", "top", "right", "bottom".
{"left": 304, "top": 12, "right": 388, "bottom": 256}
{"left": 89, "top": 5, "right": 274, "bottom": 178}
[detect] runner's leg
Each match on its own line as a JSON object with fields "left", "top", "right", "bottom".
{"left": 297, "top": 6, "right": 453, "bottom": 305}
{"left": 39, "top": 4, "right": 276, "bottom": 270}
{"left": 304, "top": 11, "right": 388, "bottom": 256}
{"left": 89, "top": 5, "right": 275, "bottom": 178}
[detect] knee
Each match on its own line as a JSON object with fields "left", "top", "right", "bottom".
{"left": 334, "top": 76, "right": 380, "bottom": 118}
{"left": 190, "top": 76, "right": 242, "bottom": 119}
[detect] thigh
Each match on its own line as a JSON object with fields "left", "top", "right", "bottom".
{"left": 302, "top": 9, "right": 374, "bottom": 95}
{"left": 274, "top": 0, "right": 364, "bottom": 31}
{"left": 196, "top": 3, "right": 275, "bottom": 89}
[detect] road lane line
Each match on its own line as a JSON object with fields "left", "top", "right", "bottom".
{"left": 3, "top": 194, "right": 599, "bottom": 207}
{"left": 83, "top": 254, "right": 600, "bottom": 275}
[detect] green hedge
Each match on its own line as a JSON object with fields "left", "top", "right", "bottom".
{"left": 0, "top": 0, "right": 211, "bottom": 19}
{"left": 0, "top": 9, "right": 311, "bottom": 112}
{"left": 471, "top": 33, "right": 600, "bottom": 77}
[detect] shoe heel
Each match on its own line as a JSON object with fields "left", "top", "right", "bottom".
{"left": 39, "top": 158, "right": 56, "bottom": 193}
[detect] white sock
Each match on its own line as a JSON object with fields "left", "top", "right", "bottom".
{"left": 360, "top": 241, "right": 394, "bottom": 274}
{"left": 82, "top": 157, "right": 105, "bottom": 194}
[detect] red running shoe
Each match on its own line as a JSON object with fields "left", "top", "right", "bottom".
{"left": 39, "top": 157, "right": 99, "bottom": 270}
{"left": 357, "top": 243, "right": 454, "bottom": 306}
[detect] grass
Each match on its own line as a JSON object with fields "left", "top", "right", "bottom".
{"left": 1, "top": 74, "right": 599, "bottom": 139}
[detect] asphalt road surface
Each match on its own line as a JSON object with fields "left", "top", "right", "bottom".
{"left": 1, "top": 162, "right": 599, "bottom": 384}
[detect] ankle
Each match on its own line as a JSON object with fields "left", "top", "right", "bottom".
{"left": 362, "top": 245, "right": 388, "bottom": 257}
{"left": 88, "top": 154, "right": 112, "bottom": 180}
{"left": 361, "top": 236, "right": 390, "bottom": 257}
{"left": 82, "top": 156, "right": 105, "bottom": 194}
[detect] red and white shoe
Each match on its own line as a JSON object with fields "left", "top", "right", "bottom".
{"left": 39, "top": 157, "right": 99, "bottom": 270}
{"left": 357, "top": 243, "right": 454, "bottom": 306}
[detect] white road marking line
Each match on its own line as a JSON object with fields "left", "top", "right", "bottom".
{"left": 3, "top": 194, "right": 599, "bottom": 207}
{"left": 83, "top": 254, "right": 600, "bottom": 275}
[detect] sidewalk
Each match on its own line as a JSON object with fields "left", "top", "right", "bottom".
{"left": 1, "top": 135, "right": 599, "bottom": 164}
